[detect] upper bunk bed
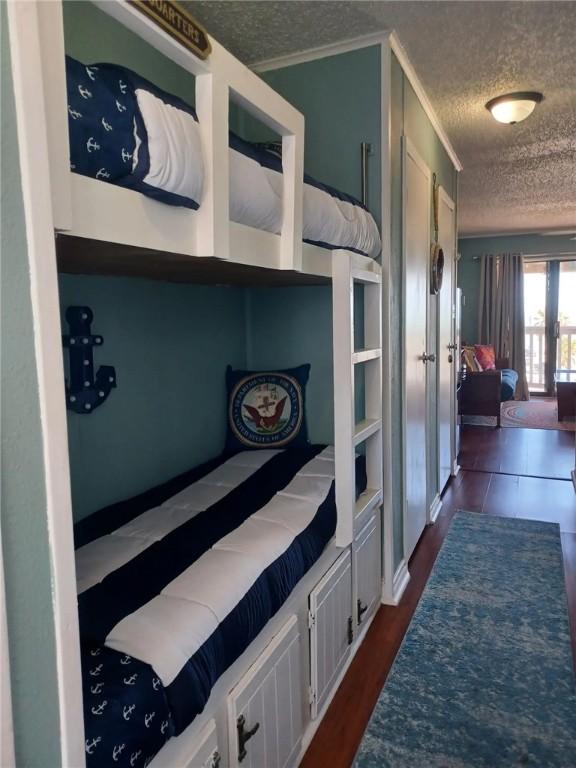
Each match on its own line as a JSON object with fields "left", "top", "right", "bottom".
{"left": 37, "top": 0, "right": 382, "bottom": 285}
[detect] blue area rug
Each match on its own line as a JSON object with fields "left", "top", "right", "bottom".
{"left": 355, "top": 512, "right": 576, "bottom": 768}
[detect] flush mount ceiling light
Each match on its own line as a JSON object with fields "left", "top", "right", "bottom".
{"left": 486, "top": 91, "right": 543, "bottom": 124}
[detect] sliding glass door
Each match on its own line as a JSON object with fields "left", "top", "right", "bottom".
{"left": 524, "top": 261, "right": 548, "bottom": 393}
{"left": 524, "top": 259, "right": 576, "bottom": 395}
{"left": 557, "top": 260, "right": 576, "bottom": 383}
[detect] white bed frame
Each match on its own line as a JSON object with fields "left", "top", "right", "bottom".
{"left": 7, "top": 2, "right": 384, "bottom": 765}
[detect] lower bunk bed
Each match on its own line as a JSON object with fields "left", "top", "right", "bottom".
{"left": 75, "top": 445, "right": 367, "bottom": 767}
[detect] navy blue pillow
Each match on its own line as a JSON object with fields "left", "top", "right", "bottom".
{"left": 66, "top": 56, "right": 138, "bottom": 184}
{"left": 226, "top": 365, "right": 310, "bottom": 452}
{"left": 65, "top": 56, "right": 200, "bottom": 209}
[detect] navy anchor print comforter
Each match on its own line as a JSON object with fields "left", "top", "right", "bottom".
{"left": 81, "top": 645, "right": 172, "bottom": 767}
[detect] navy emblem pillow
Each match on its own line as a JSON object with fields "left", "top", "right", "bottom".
{"left": 226, "top": 365, "right": 310, "bottom": 451}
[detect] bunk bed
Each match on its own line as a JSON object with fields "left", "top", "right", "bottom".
{"left": 64, "top": 54, "right": 381, "bottom": 261}
{"left": 76, "top": 446, "right": 367, "bottom": 765}
{"left": 12, "top": 1, "right": 386, "bottom": 766}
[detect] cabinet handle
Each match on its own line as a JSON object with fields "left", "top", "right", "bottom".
{"left": 420, "top": 353, "right": 436, "bottom": 363}
{"left": 347, "top": 616, "right": 354, "bottom": 645}
{"left": 237, "top": 714, "right": 259, "bottom": 762}
{"left": 447, "top": 343, "right": 457, "bottom": 350}
{"left": 357, "top": 598, "right": 368, "bottom": 624}
{"left": 211, "top": 751, "right": 221, "bottom": 768}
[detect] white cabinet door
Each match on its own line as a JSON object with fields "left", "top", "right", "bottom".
{"left": 353, "top": 512, "right": 381, "bottom": 630}
{"left": 309, "top": 549, "right": 353, "bottom": 719}
{"left": 150, "top": 718, "right": 220, "bottom": 768}
{"left": 227, "top": 616, "right": 302, "bottom": 768}
{"left": 438, "top": 188, "right": 457, "bottom": 491}
{"left": 183, "top": 720, "right": 220, "bottom": 768}
{"left": 403, "top": 137, "right": 431, "bottom": 559}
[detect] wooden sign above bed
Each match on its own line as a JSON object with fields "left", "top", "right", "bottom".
{"left": 130, "top": 0, "right": 212, "bottom": 60}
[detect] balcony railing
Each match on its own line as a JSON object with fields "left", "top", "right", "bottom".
{"left": 525, "top": 325, "right": 576, "bottom": 390}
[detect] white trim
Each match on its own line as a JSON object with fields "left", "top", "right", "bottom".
{"left": 523, "top": 253, "right": 576, "bottom": 261}
{"left": 382, "top": 559, "right": 410, "bottom": 606}
{"left": 380, "top": 39, "right": 396, "bottom": 609}
{"left": 1, "top": 535, "right": 15, "bottom": 768}
{"left": 428, "top": 494, "right": 442, "bottom": 524}
{"left": 451, "top": 461, "right": 461, "bottom": 478}
{"left": 437, "top": 186, "right": 458, "bottom": 495}
{"left": 460, "top": 229, "right": 576, "bottom": 239}
{"left": 7, "top": 3, "right": 85, "bottom": 765}
{"left": 252, "top": 31, "right": 462, "bottom": 173}
{"left": 571, "top": 468, "right": 576, "bottom": 494}
{"left": 389, "top": 32, "right": 462, "bottom": 172}
{"left": 252, "top": 32, "right": 391, "bottom": 72}
{"left": 401, "top": 136, "right": 432, "bottom": 562}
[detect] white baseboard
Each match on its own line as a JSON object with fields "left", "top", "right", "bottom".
{"left": 572, "top": 468, "right": 576, "bottom": 494}
{"left": 429, "top": 493, "right": 442, "bottom": 524}
{"left": 451, "top": 461, "right": 460, "bottom": 477}
{"left": 382, "top": 559, "right": 410, "bottom": 606}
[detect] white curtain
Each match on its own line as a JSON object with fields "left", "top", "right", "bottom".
{"left": 478, "top": 253, "right": 529, "bottom": 400}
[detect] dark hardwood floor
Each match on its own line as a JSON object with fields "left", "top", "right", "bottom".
{"left": 301, "top": 426, "right": 576, "bottom": 768}
{"left": 459, "top": 424, "right": 575, "bottom": 479}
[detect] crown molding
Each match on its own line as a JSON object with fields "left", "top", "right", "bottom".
{"left": 251, "top": 30, "right": 463, "bottom": 172}
{"left": 388, "top": 32, "right": 462, "bottom": 171}
{"left": 251, "top": 31, "right": 391, "bottom": 72}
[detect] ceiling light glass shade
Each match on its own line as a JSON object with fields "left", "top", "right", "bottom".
{"left": 486, "top": 92, "right": 543, "bottom": 124}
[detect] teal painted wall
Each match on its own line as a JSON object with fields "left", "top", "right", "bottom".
{"left": 241, "top": 46, "right": 382, "bottom": 229}
{"left": 63, "top": 0, "right": 195, "bottom": 106}
{"left": 59, "top": 276, "right": 248, "bottom": 520}
{"left": 458, "top": 234, "right": 576, "bottom": 343}
{"left": 246, "top": 287, "right": 335, "bottom": 443}
{"left": 246, "top": 286, "right": 365, "bottom": 445}
{"left": 60, "top": 276, "right": 349, "bottom": 521}
{"left": 1, "top": 9, "right": 62, "bottom": 765}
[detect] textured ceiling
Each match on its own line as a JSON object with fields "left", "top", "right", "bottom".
{"left": 185, "top": 1, "right": 576, "bottom": 236}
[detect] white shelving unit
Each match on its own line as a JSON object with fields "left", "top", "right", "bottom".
{"left": 332, "top": 251, "right": 383, "bottom": 547}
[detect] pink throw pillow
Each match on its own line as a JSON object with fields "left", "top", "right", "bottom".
{"left": 474, "top": 344, "right": 496, "bottom": 370}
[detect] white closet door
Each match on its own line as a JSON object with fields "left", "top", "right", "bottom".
{"left": 438, "top": 188, "right": 457, "bottom": 491}
{"left": 309, "top": 549, "right": 353, "bottom": 719}
{"left": 353, "top": 512, "right": 381, "bottom": 630}
{"left": 403, "top": 138, "right": 431, "bottom": 560}
{"left": 227, "top": 616, "right": 302, "bottom": 768}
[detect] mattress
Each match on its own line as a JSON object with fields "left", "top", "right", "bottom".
{"left": 76, "top": 445, "right": 367, "bottom": 767}
{"left": 65, "top": 56, "right": 381, "bottom": 259}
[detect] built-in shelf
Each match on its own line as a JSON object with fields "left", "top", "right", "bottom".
{"left": 352, "top": 348, "right": 382, "bottom": 365}
{"left": 353, "top": 418, "right": 381, "bottom": 446}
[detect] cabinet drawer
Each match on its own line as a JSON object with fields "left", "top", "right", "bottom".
{"left": 227, "top": 615, "right": 303, "bottom": 768}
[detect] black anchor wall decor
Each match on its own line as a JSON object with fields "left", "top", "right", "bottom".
{"left": 63, "top": 306, "right": 116, "bottom": 414}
